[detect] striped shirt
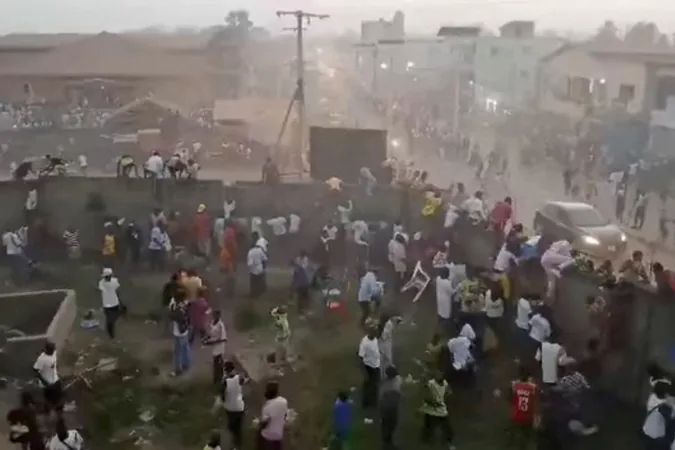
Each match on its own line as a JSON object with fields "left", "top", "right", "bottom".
{"left": 63, "top": 230, "right": 80, "bottom": 249}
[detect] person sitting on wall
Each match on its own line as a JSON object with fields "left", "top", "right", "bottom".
{"left": 144, "top": 151, "right": 164, "bottom": 179}
{"left": 13, "top": 158, "right": 36, "bottom": 180}
{"left": 117, "top": 154, "right": 139, "bottom": 178}
{"left": 166, "top": 153, "right": 187, "bottom": 178}
{"left": 39, "top": 154, "right": 68, "bottom": 177}
{"left": 186, "top": 159, "right": 200, "bottom": 180}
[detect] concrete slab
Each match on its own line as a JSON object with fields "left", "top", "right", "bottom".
{"left": 0, "top": 289, "right": 77, "bottom": 379}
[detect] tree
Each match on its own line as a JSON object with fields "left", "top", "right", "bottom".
{"left": 225, "top": 10, "right": 253, "bottom": 34}
{"left": 624, "top": 21, "right": 659, "bottom": 46}
{"left": 657, "top": 33, "right": 671, "bottom": 48}
{"left": 592, "top": 20, "right": 620, "bottom": 43}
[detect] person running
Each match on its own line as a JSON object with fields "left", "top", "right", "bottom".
{"left": 332, "top": 390, "right": 353, "bottom": 450}
{"left": 419, "top": 370, "right": 455, "bottom": 449}
{"left": 221, "top": 361, "right": 247, "bottom": 450}
{"left": 509, "top": 366, "right": 537, "bottom": 449}
{"left": 259, "top": 382, "right": 288, "bottom": 450}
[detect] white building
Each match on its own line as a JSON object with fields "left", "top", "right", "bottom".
{"left": 537, "top": 44, "right": 675, "bottom": 120}
{"left": 472, "top": 21, "right": 566, "bottom": 107}
{"left": 360, "top": 11, "right": 405, "bottom": 44}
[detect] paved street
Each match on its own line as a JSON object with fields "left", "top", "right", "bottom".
{"left": 318, "top": 49, "right": 675, "bottom": 269}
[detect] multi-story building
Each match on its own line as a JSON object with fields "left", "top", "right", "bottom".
{"left": 360, "top": 11, "right": 405, "bottom": 44}
{"left": 472, "top": 21, "right": 565, "bottom": 107}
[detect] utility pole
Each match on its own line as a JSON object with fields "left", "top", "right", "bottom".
{"left": 277, "top": 10, "right": 329, "bottom": 172}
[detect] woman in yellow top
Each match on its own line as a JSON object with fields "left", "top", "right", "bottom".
{"left": 422, "top": 190, "right": 443, "bottom": 217}
{"left": 101, "top": 223, "right": 116, "bottom": 267}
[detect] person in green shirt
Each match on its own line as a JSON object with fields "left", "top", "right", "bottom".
{"left": 420, "top": 371, "right": 455, "bottom": 448}
{"left": 271, "top": 306, "right": 291, "bottom": 365}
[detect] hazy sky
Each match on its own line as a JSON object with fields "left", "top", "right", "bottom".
{"left": 2, "top": 0, "right": 675, "bottom": 35}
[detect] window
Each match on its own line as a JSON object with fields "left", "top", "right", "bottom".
{"left": 522, "top": 45, "right": 532, "bottom": 55}
{"left": 565, "top": 207, "right": 608, "bottom": 227}
{"left": 520, "top": 70, "right": 529, "bottom": 79}
{"left": 618, "top": 84, "right": 636, "bottom": 103}
{"left": 490, "top": 46, "right": 499, "bottom": 57}
{"left": 567, "top": 76, "right": 591, "bottom": 103}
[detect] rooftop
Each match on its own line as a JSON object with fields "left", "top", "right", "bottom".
{"left": 0, "top": 32, "right": 211, "bottom": 77}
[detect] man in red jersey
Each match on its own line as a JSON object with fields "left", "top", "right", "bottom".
{"left": 509, "top": 365, "right": 538, "bottom": 449}
{"left": 489, "top": 196, "right": 513, "bottom": 237}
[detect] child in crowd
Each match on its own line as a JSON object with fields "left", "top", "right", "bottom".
{"left": 331, "top": 390, "right": 353, "bottom": 450}
{"left": 271, "top": 306, "right": 291, "bottom": 365}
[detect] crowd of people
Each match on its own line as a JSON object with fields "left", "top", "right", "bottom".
{"left": 4, "top": 133, "right": 675, "bottom": 450}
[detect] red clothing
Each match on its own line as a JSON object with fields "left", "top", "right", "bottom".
{"left": 511, "top": 381, "right": 537, "bottom": 424}
{"left": 193, "top": 212, "right": 212, "bottom": 242}
{"left": 490, "top": 202, "right": 513, "bottom": 234}
{"left": 189, "top": 296, "right": 210, "bottom": 335}
{"left": 223, "top": 226, "right": 237, "bottom": 259}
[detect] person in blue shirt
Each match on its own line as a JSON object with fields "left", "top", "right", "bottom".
{"left": 292, "top": 252, "right": 311, "bottom": 314}
{"left": 332, "top": 390, "right": 353, "bottom": 450}
{"left": 358, "top": 267, "right": 382, "bottom": 326}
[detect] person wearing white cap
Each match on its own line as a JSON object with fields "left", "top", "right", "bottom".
{"left": 98, "top": 268, "right": 121, "bottom": 339}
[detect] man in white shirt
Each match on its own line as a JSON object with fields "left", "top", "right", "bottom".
{"left": 288, "top": 213, "right": 301, "bottom": 234}
{"left": 447, "top": 334, "right": 473, "bottom": 371}
{"left": 514, "top": 296, "right": 533, "bottom": 358}
{"left": 223, "top": 199, "right": 236, "bottom": 220}
{"left": 222, "top": 361, "right": 246, "bottom": 448}
{"left": 643, "top": 382, "right": 671, "bottom": 448}
{"left": 535, "top": 338, "right": 566, "bottom": 387}
{"left": 78, "top": 154, "right": 88, "bottom": 175}
{"left": 358, "top": 328, "right": 380, "bottom": 418}
{"left": 323, "top": 220, "right": 338, "bottom": 241}
{"left": 494, "top": 244, "right": 517, "bottom": 272}
{"left": 461, "top": 191, "right": 487, "bottom": 223}
{"left": 247, "top": 237, "right": 267, "bottom": 298}
{"left": 267, "top": 216, "right": 288, "bottom": 236}
{"left": 3, "top": 228, "right": 26, "bottom": 283}
{"left": 205, "top": 310, "right": 227, "bottom": 385}
{"left": 144, "top": 151, "right": 164, "bottom": 178}
{"left": 260, "top": 382, "right": 289, "bottom": 447}
{"left": 529, "top": 311, "right": 552, "bottom": 345}
{"left": 337, "top": 200, "right": 353, "bottom": 227}
{"left": 436, "top": 267, "right": 454, "bottom": 333}
{"left": 99, "top": 268, "right": 121, "bottom": 339}
{"left": 33, "top": 341, "right": 62, "bottom": 412}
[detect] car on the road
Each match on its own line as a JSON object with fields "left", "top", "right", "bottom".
{"left": 533, "top": 201, "right": 627, "bottom": 259}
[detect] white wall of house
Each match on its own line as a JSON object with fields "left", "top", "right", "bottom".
{"left": 539, "top": 47, "right": 647, "bottom": 119}
{"left": 473, "top": 36, "right": 564, "bottom": 106}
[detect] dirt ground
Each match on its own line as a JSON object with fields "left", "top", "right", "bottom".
{"left": 0, "top": 262, "right": 648, "bottom": 450}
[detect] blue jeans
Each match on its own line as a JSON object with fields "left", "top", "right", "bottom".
{"left": 173, "top": 334, "right": 191, "bottom": 374}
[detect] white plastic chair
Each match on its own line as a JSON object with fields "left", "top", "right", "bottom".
{"left": 401, "top": 261, "right": 431, "bottom": 303}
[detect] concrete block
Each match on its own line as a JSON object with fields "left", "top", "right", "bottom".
{"left": 0, "top": 289, "right": 76, "bottom": 379}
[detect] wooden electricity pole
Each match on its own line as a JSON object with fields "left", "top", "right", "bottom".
{"left": 276, "top": 10, "right": 329, "bottom": 172}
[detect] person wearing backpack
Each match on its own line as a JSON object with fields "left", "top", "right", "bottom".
{"left": 643, "top": 381, "right": 673, "bottom": 450}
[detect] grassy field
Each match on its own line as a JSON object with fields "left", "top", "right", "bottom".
{"left": 11, "top": 264, "right": 645, "bottom": 450}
